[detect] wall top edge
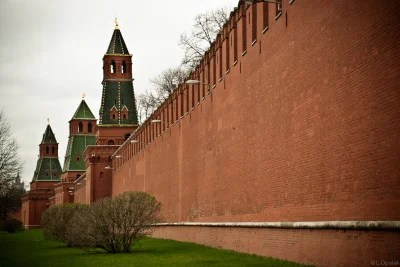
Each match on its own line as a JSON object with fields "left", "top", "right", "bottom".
{"left": 156, "top": 221, "right": 400, "bottom": 230}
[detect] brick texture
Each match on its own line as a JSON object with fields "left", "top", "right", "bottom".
{"left": 106, "top": 0, "right": 400, "bottom": 265}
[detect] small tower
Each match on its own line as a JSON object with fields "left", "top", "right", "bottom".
{"left": 21, "top": 121, "right": 62, "bottom": 229}
{"left": 31, "top": 122, "right": 62, "bottom": 186}
{"left": 62, "top": 98, "right": 97, "bottom": 183}
{"left": 96, "top": 19, "right": 139, "bottom": 145}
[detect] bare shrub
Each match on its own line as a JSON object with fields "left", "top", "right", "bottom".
{"left": 68, "top": 191, "right": 162, "bottom": 253}
{"left": 41, "top": 203, "right": 88, "bottom": 246}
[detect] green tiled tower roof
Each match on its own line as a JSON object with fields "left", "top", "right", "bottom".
{"left": 63, "top": 135, "right": 96, "bottom": 171}
{"left": 71, "top": 100, "right": 96, "bottom": 120}
{"left": 41, "top": 124, "right": 57, "bottom": 144}
{"left": 106, "top": 25, "right": 129, "bottom": 55}
{"left": 99, "top": 81, "right": 138, "bottom": 125}
{"left": 32, "top": 158, "right": 62, "bottom": 182}
{"left": 32, "top": 124, "right": 62, "bottom": 182}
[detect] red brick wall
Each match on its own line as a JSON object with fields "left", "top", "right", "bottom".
{"left": 74, "top": 178, "right": 87, "bottom": 204}
{"left": 109, "top": 0, "right": 400, "bottom": 265}
{"left": 112, "top": 0, "right": 400, "bottom": 223}
{"left": 83, "top": 146, "right": 118, "bottom": 203}
{"left": 152, "top": 226, "right": 400, "bottom": 267}
{"left": 21, "top": 198, "right": 48, "bottom": 228}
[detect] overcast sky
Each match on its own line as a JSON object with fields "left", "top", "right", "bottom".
{"left": 0, "top": 0, "right": 239, "bottom": 185}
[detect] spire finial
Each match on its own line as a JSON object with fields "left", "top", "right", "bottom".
{"left": 82, "top": 93, "right": 86, "bottom": 100}
{"left": 114, "top": 17, "right": 119, "bottom": 30}
{"left": 47, "top": 118, "right": 50, "bottom": 125}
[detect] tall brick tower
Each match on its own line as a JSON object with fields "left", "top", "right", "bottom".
{"left": 21, "top": 122, "right": 62, "bottom": 228}
{"left": 96, "top": 19, "right": 139, "bottom": 145}
{"left": 62, "top": 98, "right": 97, "bottom": 183}
{"left": 52, "top": 98, "right": 97, "bottom": 205}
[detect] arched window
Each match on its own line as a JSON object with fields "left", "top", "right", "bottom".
{"left": 125, "top": 133, "right": 130, "bottom": 140}
{"left": 111, "top": 60, "right": 116, "bottom": 73}
{"left": 52, "top": 170, "right": 57, "bottom": 176}
{"left": 78, "top": 122, "right": 83, "bottom": 132}
{"left": 112, "top": 114, "right": 116, "bottom": 119}
{"left": 45, "top": 170, "right": 50, "bottom": 176}
{"left": 46, "top": 146, "right": 49, "bottom": 154}
{"left": 51, "top": 147, "right": 55, "bottom": 154}
{"left": 76, "top": 174, "right": 81, "bottom": 180}
{"left": 123, "top": 114, "right": 126, "bottom": 119}
{"left": 88, "top": 122, "right": 92, "bottom": 132}
{"left": 122, "top": 61, "right": 126, "bottom": 73}
{"left": 76, "top": 155, "right": 80, "bottom": 162}
{"left": 108, "top": 140, "right": 115, "bottom": 145}
{"left": 100, "top": 172, "right": 104, "bottom": 180}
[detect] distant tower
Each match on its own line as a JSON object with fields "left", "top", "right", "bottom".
{"left": 31, "top": 122, "right": 62, "bottom": 185}
{"left": 21, "top": 121, "right": 62, "bottom": 228}
{"left": 61, "top": 98, "right": 97, "bottom": 183}
{"left": 96, "top": 19, "right": 139, "bottom": 145}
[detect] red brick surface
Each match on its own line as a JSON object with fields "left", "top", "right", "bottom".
{"left": 112, "top": 0, "right": 400, "bottom": 223}
{"left": 153, "top": 226, "right": 400, "bottom": 267}
{"left": 108, "top": 0, "right": 400, "bottom": 265}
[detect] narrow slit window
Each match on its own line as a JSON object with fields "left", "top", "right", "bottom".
{"left": 46, "top": 146, "right": 49, "bottom": 154}
{"left": 51, "top": 147, "right": 55, "bottom": 154}
{"left": 78, "top": 122, "right": 83, "bottom": 132}
{"left": 88, "top": 122, "right": 92, "bottom": 132}
{"left": 122, "top": 61, "right": 126, "bottom": 73}
{"left": 111, "top": 60, "right": 116, "bottom": 73}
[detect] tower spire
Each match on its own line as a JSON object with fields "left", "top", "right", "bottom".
{"left": 114, "top": 17, "right": 119, "bottom": 30}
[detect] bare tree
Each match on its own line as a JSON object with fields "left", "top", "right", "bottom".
{"left": 68, "top": 192, "right": 163, "bottom": 253}
{"left": 150, "top": 66, "right": 189, "bottom": 103}
{"left": 136, "top": 90, "right": 158, "bottom": 124}
{"left": 179, "top": 7, "right": 230, "bottom": 70}
{"left": 0, "top": 110, "right": 23, "bottom": 221}
{"left": 41, "top": 203, "right": 88, "bottom": 246}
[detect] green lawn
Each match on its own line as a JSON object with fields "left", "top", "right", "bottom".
{"left": 0, "top": 230, "right": 310, "bottom": 267}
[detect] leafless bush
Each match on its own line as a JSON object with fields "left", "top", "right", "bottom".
{"left": 68, "top": 191, "right": 163, "bottom": 253}
{"left": 41, "top": 203, "right": 88, "bottom": 246}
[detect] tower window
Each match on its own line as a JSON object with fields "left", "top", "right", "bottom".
{"left": 46, "top": 146, "right": 49, "bottom": 154}
{"left": 76, "top": 155, "right": 81, "bottom": 162}
{"left": 108, "top": 140, "right": 115, "bottom": 145}
{"left": 125, "top": 133, "right": 130, "bottom": 140}
{"left": 45, "top": 170, "right": 50, "bottom": 176}
{"left": 51, "top": 147, "right": 55, "bottom": 154}
{"left": 76, "top": 174, "right": 81, "bottom": 180}
{"left": 123, "top": 114, "right": 126, "bottom": 119}
{"left": 122, "top": 61, "right": 126, "bottom": 73}
{"left": 88, "top": 122, "right": 92, "bottom": 132}
{"left": 100, "top": 172, "right": 104, "bottom": 179}
{"left": 111, "top": 60, "right": 116, "bottom": 73}
{"left": 78, "top": 122, "right": 83, "bottom": 132}
{"left": 52, "top": 170, "right": 57, "bottom": 176}
{"left": 112, "top": 114, "right": 116, "bottom": 119}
